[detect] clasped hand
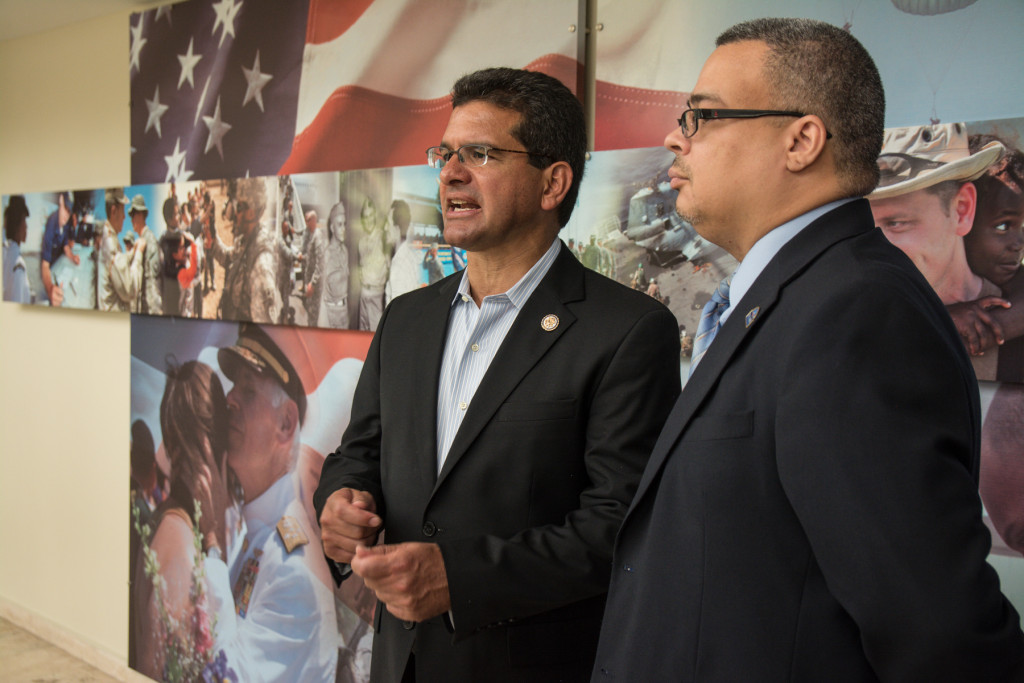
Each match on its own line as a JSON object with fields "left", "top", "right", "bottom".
{"left": 319, "top": 488, "right": 450, "bottom": 622}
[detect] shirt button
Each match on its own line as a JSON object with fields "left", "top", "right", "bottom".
{"left": 422, "top": 521, "right": 437, "bottom": 537}
{"left": 459, "top": 401, "right": 467, "bottom": 410}
{"left": 461, "top": 295, "right": 470, "bottom": 303}
{"left": 471, "top": 343, "right": 480, "bottom": 352}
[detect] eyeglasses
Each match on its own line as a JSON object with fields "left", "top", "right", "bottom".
{"left": 426, "top": 144, "right": 543, "bottom": 169}
{"left": 677, "top": 108, "right": 832, "bottom": 139}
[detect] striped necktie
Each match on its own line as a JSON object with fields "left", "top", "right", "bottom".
{"left": 690, "top": 277, "right": 730, "bottom": 375}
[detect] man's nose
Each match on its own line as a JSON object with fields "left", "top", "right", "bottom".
{"left": 439, "top": 155, "right": 470, "bottom": 185}
{"left": 664, "top": 126, "right": 690, "bottom": 155}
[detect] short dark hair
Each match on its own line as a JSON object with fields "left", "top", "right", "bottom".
{"left": 451, "top": 67, "right": 586, "bottom": 227}
{"left": 4, "top": 195, "right": 29, "bottom": 241}
{"left": 717, "top": 18, "right": 885, "bottom": 197}
{"left": 971, "top": 133, "right": 1024, "bottom": 210}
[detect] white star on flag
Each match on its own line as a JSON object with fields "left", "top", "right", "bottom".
{"left": 241, "top": 51, "right": 273, "bottom": 111}
{"left": 164, "top": 137, "right": 187, "bottom": 182}
{"left": 145, "top": 85, "right": 169, "bottom": 138}
{"left": 202, "top": 96, "right": 232, "bottom": 159}
{"left": 130, "top": 19, "right": 147, "bottom": 73}
{"left": 212, "top": 0, "right": 242, "bottom": 48}
{"left": 177, "top": 38, "right": 202, "bottom": 89}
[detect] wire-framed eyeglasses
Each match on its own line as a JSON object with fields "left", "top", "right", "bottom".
{"left": 677, "top": 108, "right": 832, "bottom": 139}
{"left": 426, "top": 144, "right": 544, "bottom": 169}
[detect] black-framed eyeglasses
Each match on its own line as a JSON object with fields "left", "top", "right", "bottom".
{"left": 677, "top": 108, "right": 832, "bottom": 139}
{"left": 426, "top": 144, "right": 544, "bottom": 169}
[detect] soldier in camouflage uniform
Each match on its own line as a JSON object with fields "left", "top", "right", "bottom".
{"left": 209, "top": 178, "right": 282, "bottom": 324}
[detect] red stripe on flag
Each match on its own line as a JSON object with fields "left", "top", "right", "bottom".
{"left": 280, "top": 54, "right": 582, "bottom": 174}
{"left": 594, "top": 81, "right": 688, "bottom": 151}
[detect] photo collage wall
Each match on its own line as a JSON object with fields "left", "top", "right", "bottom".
{"left": 1, "top": 0, "right": 1022, "bottom": 681}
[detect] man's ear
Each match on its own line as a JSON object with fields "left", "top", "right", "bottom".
{"left": 278, "top": 399, "right": 299, "bottom": 443}
{"left": 784, "top": 115, "right": 829, "bottom": 173}
{"left": 953, "top": 182, "right": 978, "bottom": 237}
{"left": 540, "top": 162, "right": 573, "bottom": 213}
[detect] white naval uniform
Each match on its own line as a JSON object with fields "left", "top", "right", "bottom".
{"left": 206, "top": 472, "right": 340, "bottom": 682}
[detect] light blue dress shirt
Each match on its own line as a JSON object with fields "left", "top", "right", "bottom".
{"left": 435, "top": 238, "right": 561, "bottom": 473}
{"left": 719, "top": 198, "right": 856, "bottom": 327}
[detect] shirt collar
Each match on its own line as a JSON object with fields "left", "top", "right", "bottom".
{"left": 722, "top": 198, "right": 855, "bottom": 324}
{"left": 452, "top": 237, "right": 561, "bottom": 309}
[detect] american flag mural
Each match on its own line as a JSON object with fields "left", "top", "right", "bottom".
{"left": 130, "top": 0, "right": 583, "bottom": 183}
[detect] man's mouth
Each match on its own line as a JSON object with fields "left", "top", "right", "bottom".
{"left": 448, "top": 199, "right": 480, "bottom": 213}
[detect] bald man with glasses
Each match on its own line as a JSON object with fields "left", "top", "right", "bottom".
{"left": 593, "top": 18, "right": 1023, "bottom": 682}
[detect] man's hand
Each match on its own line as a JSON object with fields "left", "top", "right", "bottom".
{"left": 351, "top": 542, "right": 451, "bottom": 622}
{"left": 947, "top": 297, "right": 1010, "bottom": 356}
{"left": 319, "top": 488, "right": 382, "bottom": 564}
{"left": 49, "top": 284, "right": 64, "bottom": 307}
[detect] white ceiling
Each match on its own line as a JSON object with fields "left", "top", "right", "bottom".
{"left": 0, "top": 0, "right": 169, "bottom": 43}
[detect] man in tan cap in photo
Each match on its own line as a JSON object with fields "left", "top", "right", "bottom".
{"left": 869, "top": 123, "right": 1004, "bottom": 304}
{"left": 869, "top": 123, "right": 1005, "bottom": 378}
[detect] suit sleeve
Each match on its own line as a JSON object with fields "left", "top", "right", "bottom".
{"left": 439, "top": 306, "right": 681, "bottom": 634}
{"left": 776, "top": 277, "right": 1024, "bottom": 681}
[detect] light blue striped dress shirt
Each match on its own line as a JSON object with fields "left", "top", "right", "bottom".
{"left": 435, "top": 238, "right": 562, "bottom": 473}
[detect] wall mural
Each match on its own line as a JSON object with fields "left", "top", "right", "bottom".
{"left": 1, "top": 0, "right": 1023, "bottom": 681}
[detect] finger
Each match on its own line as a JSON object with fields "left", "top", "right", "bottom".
{"left": 971, "top": 313, "right": 1003, "bottom": 348}
{"left": 323, "top": 490, "right": 381, "bottom": 528}
{"left": 350, "top": 544, "right": 398, "bottom": 579}
{"left": 978, "top": 296, "right": 1012, "bottom": 310}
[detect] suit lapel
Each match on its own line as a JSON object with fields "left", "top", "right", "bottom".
{"left": 410, "top": 274, "right": 462, "bottom": 488}
{"left": 433, "top": 246, "right": 583, "bottom": 494}
{"left": 628, "top": 200, "right": 875, "bottom": 510}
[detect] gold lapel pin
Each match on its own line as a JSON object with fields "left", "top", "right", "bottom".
{"left": 541, "top": 314, "right": 559, "bottom": 332}
{"left": 745, "top": 307, "right": 760, "bottom": 328}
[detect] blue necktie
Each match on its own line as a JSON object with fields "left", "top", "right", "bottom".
{"left": 690, "top": 277, "right": 730, "bottom": 375}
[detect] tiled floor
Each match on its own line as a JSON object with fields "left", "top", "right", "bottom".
{"left": 0, "top": 617, "right": 121, "bottom": 683}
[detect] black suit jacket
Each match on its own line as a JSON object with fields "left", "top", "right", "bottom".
{"left": 593, "top": 200, "right": 1024, "bottom": 682}
{"left": 315, "top": 243, "right": 681, "bottom": 683}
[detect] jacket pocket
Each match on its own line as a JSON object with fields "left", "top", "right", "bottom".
{"left": 494, "top": 399, "right": 576, "bottom": 422}
{"left": 683, "top": 410, "right": 754, "bottom": 442}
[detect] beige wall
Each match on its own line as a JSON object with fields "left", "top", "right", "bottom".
{"left": 2, "top": 4, "right": 1024, "bottom": 668}
{"left": 0, "top": 12, "right": 133, "bottom": 658}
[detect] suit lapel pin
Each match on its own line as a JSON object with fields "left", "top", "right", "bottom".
{"left": 541, "top": 314, "right": 559, "bottom": 332}
{"left": 745, "top": 307, "right": 760, "bottom": 328}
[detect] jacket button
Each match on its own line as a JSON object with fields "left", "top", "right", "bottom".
{"left": 422, "top": 521, "right": 437, "bottom": 537}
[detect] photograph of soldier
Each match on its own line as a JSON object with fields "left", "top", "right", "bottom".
{"left": 207, "top": 177, "right": 283, "bottom": 325}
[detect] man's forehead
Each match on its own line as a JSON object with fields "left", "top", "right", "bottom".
{"left": 442, "top": 101, "right": 520, "bottom": 146}
{"left": 871, "top": 189, "right": 947, "bottom": 216}
{"left": 692, "top": 41, "right": 768, "bottom": 102}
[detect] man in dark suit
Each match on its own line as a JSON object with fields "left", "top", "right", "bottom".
{"left": 592, "top": 18, "right": 1024, "bottom": 682}
{"left": 314, "top": 67, "right": 681, "bottom": 683}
